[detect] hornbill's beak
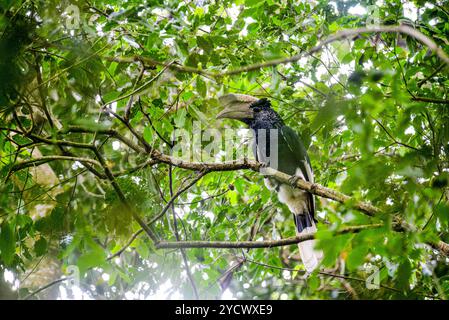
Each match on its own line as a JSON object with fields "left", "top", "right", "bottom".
{"left": 216, "top": 94, "right": 259, "bottom": 120}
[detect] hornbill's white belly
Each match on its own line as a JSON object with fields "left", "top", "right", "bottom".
{"left": 264, "top": 167, "right": 323, "bottom": 272}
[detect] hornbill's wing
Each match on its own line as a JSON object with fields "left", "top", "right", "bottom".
{"left": 279, "top": 125, "right": 316, "bottom": 220}
{"left": 278, "top": 125, "right": 322, "bottom": 272}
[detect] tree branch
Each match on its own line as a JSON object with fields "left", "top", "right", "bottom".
{"left": 148, "top": 170, "right": 209, "bottom": 225}
{"left": 138, "top": 155, "right": 448, "bottom": 256}
{"left": 61, "top": 126, "right": 146, "bottom": 154}
{"left": 107, "top": 171, "right": 209, "bottom": 260}
{"left": 149, "top": 158, "right": 379, "bottom": 216}
{"left": 156, "top": 234, "right": 314, "bottom": 249}
{"left": 155, "top": 224, "right": 382, "bottom": 249}
{"left": 8, "top": 156, "right": 101, "bottom": 178}
{"left": 91, "top": 148, "right": 159, "bottom": 244}
{"left": 107, "top": 25, "right": 449, "bottom": 78}
{"left": 100, "top": 61, "right": 174, "bottom": 110}
{"left": 411, "top": 96, "right": 449, "bottom": 104}
{"left": 432, "top": 241, "right": 449, "bottom": 256}
{"left": 24, "top": 277, "right": 68, "bottom": 300}
{"left": 6, "top": 121, "right": 448, "bottom": 256}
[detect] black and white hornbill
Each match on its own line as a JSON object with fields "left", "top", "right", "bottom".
{"left": 217, "top": 94, "right": 323, "bottom": 272}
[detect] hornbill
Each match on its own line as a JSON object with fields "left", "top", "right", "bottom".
{"left": 217, "top": 94, "right": 323, "bottom": 272}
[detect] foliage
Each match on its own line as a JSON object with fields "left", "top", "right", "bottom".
{"left": 0, "top": 0, "right": 449, "bottom": 300}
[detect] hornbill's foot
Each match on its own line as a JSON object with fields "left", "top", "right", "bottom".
{"left": 288, "top": 175, "right": 301, "bottom": 186}
{"left": 259, "top": 161, "right": 268, "bottom": 168}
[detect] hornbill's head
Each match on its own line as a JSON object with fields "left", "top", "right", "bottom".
{"left": 217, "top": 94, "right": 283, "bottom": 128}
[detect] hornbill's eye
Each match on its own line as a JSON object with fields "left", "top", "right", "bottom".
{"left": 253, "top": 107, "right": 261, "bottom": 112}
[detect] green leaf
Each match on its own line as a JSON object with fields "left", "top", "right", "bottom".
{"left": 196, "top": 78, "right": 207, "bottom": 98}
{"left": 0, "top": 222, "right": 15, "bottom": 266}
{"left": 77, "top": 250, "right": 107, "bottom": 275}
{"left": 196, "top": 36, "right": 213, "bottom": 54}
{"left": 435, "top": 203, "right": 449, "bottom": 229}
{"left": 307, "top": 274, "right": 320, "bottom": 291}
{"left": 292, "top": 264, "right": 304, "bottom": 279}
{"left": 396, "top": 258, "right": 412, "bottom": 290}
{"left": 346, "top": 245, "right": 368, "bottom": 270}
{"left": 143, "top": 126, "right": 153, "bottom": 143}
{"left": 174, "top": 108, "right": 187, "bottom": 128}
{"left": 34, "top": 237, "right": 48, "bottom": 256}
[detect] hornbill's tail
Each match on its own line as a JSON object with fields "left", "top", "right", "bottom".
{"left": 294, "top": 213, "right": 323, "bottom": 273}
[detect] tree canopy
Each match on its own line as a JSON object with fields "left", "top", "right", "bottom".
{"left": 1, "top": 0, "right": 449, "bottom": 300}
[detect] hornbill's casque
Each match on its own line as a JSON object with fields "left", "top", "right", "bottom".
{"left": 217, "top": 94, "right": 323, "bottom": 272}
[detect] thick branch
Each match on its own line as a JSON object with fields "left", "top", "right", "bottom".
{"left": 263, "top": 167, "right": 381, "bottom": 216}
{"left": 145, "top": 155, "right": 380, "bottom": 216}
{"left": 155, "top": 224, "right": 382, "bottom": 249}
{"left": 6, "top": 123, "right": 448, "bottom": 256}
{"left": 142, "top": 156, "right": 448, "bottom": 255}
{"left": 151, "top": 152, "right": 261, "bottom": 172}
{"left": 433, "top": 241, "right": 449, "bottom": 256}
{"left": 156, "top": 234, "right": 314, "bottom": 249}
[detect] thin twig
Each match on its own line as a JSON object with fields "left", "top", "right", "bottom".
{"left": 92, "top": 148, "right": 159, "bottom": 244}
{"left": 107, "top": 171, "right": 209, "bottom": 259}
{"left": 101, "top": 61, "right": 174, "bottom": 110}
{"left": 24, "top": 277, "right": 68, "bottom": 300}
{"left": 148, "top": 171, "right": 209, "bottom": 225}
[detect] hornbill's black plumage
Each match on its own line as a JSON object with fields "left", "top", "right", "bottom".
{"left": 217, "top": 94, "right": 322, "bottom": 272}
